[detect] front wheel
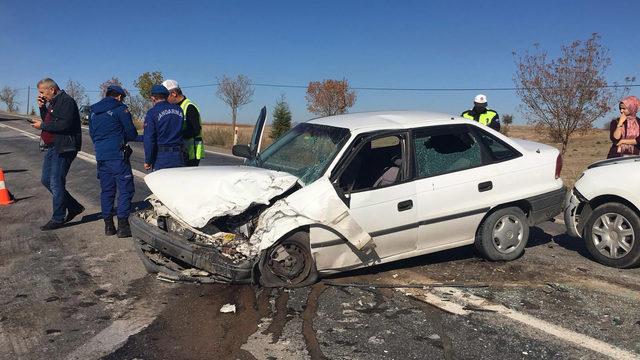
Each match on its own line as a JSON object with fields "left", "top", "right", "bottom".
{"left": 475, "top": 207, "right": 529, "bottom": 261}
{"left": 583, "top": 202, "right": 640, "bottom": 268}
{"left": 258, "top": 231, "right": 318, "bottom": 288}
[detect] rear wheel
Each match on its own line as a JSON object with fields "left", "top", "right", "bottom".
{"left": 584, "top": 202, "right": 640, "bottom": 268}
{"left": 475, "top": 207, "right": 529, "bottom": 261}
{"left": 258, "top": 231, "right": 318, "bottom": 288}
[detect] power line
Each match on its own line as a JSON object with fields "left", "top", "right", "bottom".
{"left": 4, "top": 82, "right": 639, "bottom": 93}
{"left": 183, "top": 82, "right": 640, "bottom": 92}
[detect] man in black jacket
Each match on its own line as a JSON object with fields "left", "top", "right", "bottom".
{"left": 32, "top": 78, "right": 84, "bottom": 230}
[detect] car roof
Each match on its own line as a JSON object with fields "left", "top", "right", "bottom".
{"left": 305, "top": 111, "right": 467, "bottom": 131}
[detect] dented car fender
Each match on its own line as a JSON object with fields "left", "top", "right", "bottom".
{"left": 251, "top": 178, "right": 374, "bottom": 252}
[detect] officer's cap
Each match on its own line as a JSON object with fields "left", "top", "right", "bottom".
{"left": 474, "top": 94, "right": 487, "bottom": 104}
{"left": 150, "top": 84, "right": 169, "bottom": 96}
{"left": 106, "top": 85, "right": 126, "bottom": 96}
{"left": 162, "top": 79, "right": 179, "bottom": 91}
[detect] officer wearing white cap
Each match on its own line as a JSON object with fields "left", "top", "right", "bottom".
{"left": 162, "top": 79, "right": 204, "bottom": 166}
{"left": 461, "top": 94, "right": 501, "bottom": 132}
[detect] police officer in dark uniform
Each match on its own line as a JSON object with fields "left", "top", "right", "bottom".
{"left": 89, "top": 85, "right": 139, "bottom": 237}
{"left": 143, "top": 85, "right": 185, "bottom": 171}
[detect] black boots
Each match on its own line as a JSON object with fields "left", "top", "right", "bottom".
{"left": 104, "top": 217, "right": 131, "bottom": 237}
{"left": 40, "top": 220, "right": 64, "bottom": 231}
{"left": 117, "top": 217, "right": 131, "bottom": 238}
{"left": 104, "top": 218, "right": 117, "bottom": 236}
{"left": 64, "top": 204, "right": 85, "bottom": 223}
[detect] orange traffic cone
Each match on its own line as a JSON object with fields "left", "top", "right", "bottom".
{"left": 0, "top": 168, "right": 15, "bottom": 205}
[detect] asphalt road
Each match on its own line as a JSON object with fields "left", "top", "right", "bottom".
{"left": 1, "top": 114, "right": 639, "bottom": 360}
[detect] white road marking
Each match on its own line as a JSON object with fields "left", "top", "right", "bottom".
{"left": 0, "top": 122, "right": 146, "bottom": 179}
{"left": 400, "top": 288, "right": 470, "bottom": 315}
{"left": 396, "top": 276, "right": 639, "bottom": 360}
{"left": 64, "top": 303, "right": 160, "bottom": 360}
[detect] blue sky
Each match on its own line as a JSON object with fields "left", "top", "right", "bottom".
{"left": 1, "top": 0, "right": 638, "bottom": 125}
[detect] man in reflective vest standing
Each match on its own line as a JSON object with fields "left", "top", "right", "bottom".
{"left": 163, "top": 79, "right": 204, "bottom": 166}
{"left": 143, "top": 85, "right": 185, "bottom": 171}
{"left": 461, "top": 94, "right": 501, "bottom": 132}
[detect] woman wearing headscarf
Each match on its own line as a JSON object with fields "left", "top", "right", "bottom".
{"left": 607, "top": 96, "right": 640, "bottom": 158}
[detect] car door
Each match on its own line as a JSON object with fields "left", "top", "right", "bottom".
{"left": 412, "top": 124, "right": 496, "bottom": 251}
{"left": 332, "top": 131, "right": 419, "bottom": 259}
{"left": 248, "top": 106, "right": 267, "bottom": 156}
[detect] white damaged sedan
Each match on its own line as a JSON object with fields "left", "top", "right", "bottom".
{"left": 131, "top": 109, "right": 566, "bottom": 287}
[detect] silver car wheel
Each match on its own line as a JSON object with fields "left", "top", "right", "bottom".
{"left": 591, "top": 213, "right": 635, "bottom": 259}
{"left": 492, "top": 215, "right": 524, "bottom": 254}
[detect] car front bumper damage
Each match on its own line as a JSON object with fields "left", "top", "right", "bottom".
{"left": 563, "top": 188, "right": 590, "bottom": 238}
{"left": 130, "top": 215, "right": 254, "bottom": 284}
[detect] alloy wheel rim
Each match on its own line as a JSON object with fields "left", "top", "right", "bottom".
{"left": 492, "top": 215, "right": 524, "bottom": 254}
{"left": 591, "top": 213, "right": 635, "bottom": 259}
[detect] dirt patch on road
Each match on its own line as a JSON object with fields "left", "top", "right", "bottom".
{"left": 104, "top": 284, "right": 260, "bottom": 360}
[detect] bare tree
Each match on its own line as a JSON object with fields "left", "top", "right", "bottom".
{"left": 99, "top": 77, "right": 128, "bottom": 97}
{"left": 216, "top": 75, "right": 254, "bottom": 144}
{"left": 306, "top": 79, "right": 356, "bottom": 117}
{"left": 126, "top": 94, "right": 151, "bottom": 122}
{"left": 513, "top": 33, "right": 615, "bottom": 155}
{"left": 0, "top": 86, "right": 20, "bottom": 113}
{"left": 65, "top": 79, "right": 89, "bottom": 106}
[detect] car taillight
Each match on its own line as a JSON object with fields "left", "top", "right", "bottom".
{"left": 555, "top": 154, "right": 563, "bottom": 179}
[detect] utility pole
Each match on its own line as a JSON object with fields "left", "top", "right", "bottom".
{"left": 25, "top": 85, "right": 30, "bottom": 115}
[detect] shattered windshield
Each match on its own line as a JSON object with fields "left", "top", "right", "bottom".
{"left": 250, "top": 123, "right": 350, "bottom": 184}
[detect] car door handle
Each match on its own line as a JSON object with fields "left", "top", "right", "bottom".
{"left": 478, "top": 181, "right": 493, "bottom": 192}
{"left": 397, "top": 200, "right": 413, "bottom": 212}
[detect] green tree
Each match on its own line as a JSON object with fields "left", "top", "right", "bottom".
{"left": 502, "top": 114, "right": 513, "bottom": 125}
{"left": 270, "top": 95, "right": 292, "bottom": 140}
{"left": 134, "top": 71, "right": 164, "bottom": 101}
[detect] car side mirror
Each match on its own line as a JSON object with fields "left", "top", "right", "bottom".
{"left": 232, "top": 144, "right": 252, "bottom": 159}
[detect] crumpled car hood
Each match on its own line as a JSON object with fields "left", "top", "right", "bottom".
{"left": 144, "top": 165, "right": 300, "bottom": 228}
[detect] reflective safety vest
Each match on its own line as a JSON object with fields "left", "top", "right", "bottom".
{"left": 462, "top": 110, "right": 498, "bottom": 126}
{"left": 179, "top": 98, "right": 204, "bottom": 160}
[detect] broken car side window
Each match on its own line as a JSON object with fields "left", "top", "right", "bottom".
{"left": 474, "top": 128, "right": 521, "bottom": 162}
{"left": 413, "top": 127, "right": 481, "bottom": 178}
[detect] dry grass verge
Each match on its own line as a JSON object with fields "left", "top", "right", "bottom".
{"left": 508, "top": 125, "right": 611, "bottom": 188}
{"left": 201, "top": 123, "right": 273, "bottom": 149}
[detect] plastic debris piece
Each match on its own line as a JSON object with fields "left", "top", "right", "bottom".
{"left": 220, "top": 303, "right": 236, "bottom": 313}
{"left": 180, "top": 268, "right": 210, "bottom": 277}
